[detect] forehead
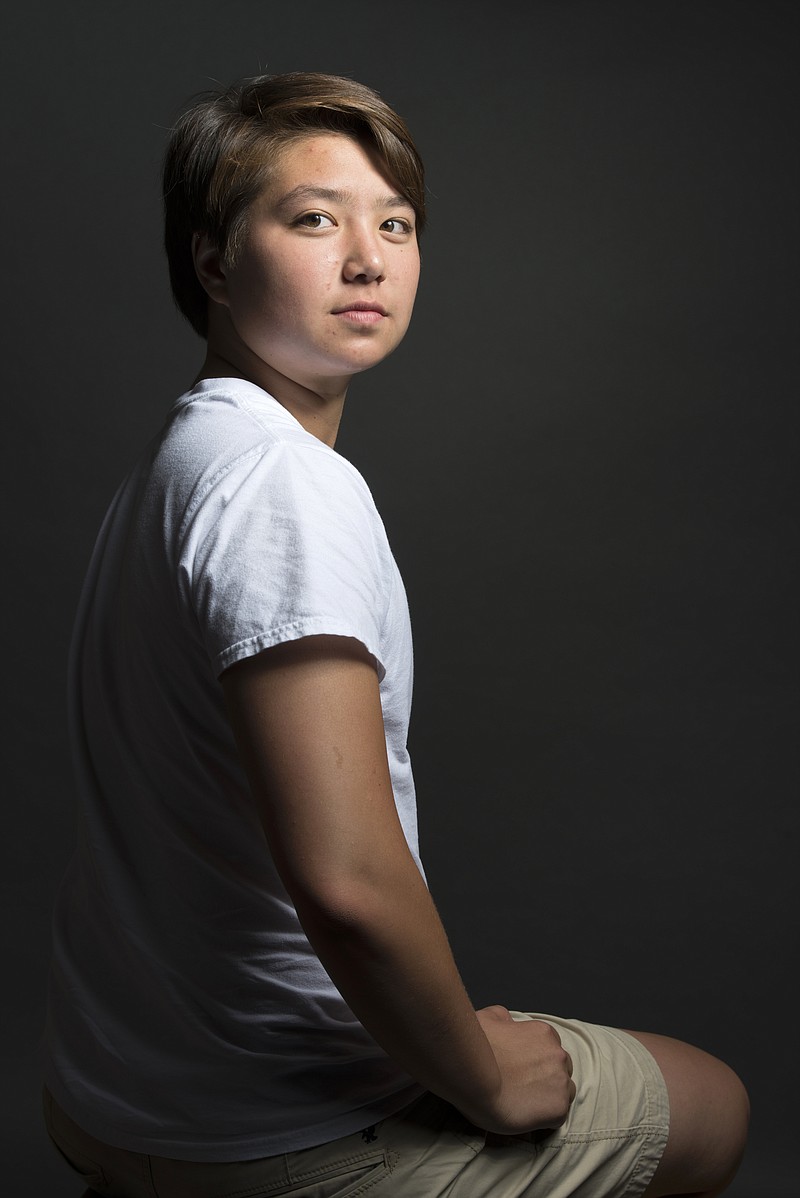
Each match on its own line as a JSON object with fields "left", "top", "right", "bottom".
{"left": 262, "top": 132, "right": 409, "bottom": 206}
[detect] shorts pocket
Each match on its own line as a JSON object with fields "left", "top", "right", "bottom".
{"left": 152, "top": 1145, "right": 392, "bottom": 1198}
{"left": 266, "top": 1150, "right": 391, "bottom": 1198}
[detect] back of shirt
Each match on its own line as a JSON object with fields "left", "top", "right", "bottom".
{"left": 44, "top": 378, "right": 423, "bottom": 1161}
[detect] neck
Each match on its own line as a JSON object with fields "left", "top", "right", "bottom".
{"left": 196, "top": 350, "right": 347, "bottom": 448}
{"left": 195, "top": 315, "right": 349, "bottom": 448}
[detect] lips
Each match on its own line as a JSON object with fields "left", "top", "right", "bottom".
{"left": 332, "top": 302, "right": 388, "bottom": 316}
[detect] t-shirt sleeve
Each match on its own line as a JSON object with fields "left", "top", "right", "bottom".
{"left": 183, "top": 440, "right": 389, "bottom": 678}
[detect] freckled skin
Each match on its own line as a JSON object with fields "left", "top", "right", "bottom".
{"left": 195, "top": 134, "right": 421, "bottom": 445}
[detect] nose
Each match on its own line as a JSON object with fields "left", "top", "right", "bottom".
{"left": 342, "top": 226, "right": 385, "bottom": 283}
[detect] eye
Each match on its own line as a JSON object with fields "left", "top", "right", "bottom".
{"left": 293, "top": 212, "right": 335, "bottom": 230}
{"left": 380, "top": 217, "right": 414, "bottom": 236}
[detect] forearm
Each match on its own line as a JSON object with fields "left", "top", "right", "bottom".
{"left": 221, "top": 640, "right": 572, "bottom": 1132}
{"left": 292, "top": 849, "right": 501, "bottom": 1119}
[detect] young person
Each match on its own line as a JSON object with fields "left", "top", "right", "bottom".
{"left": 43, "top": 72, "right": 748, "bottom": 1198}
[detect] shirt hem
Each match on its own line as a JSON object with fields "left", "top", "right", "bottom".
{"left": 43, "top": 1074, "right": 425, "bottom": 1162}
{"left": 214, "top": 617, "right": 386, "bottom": 681}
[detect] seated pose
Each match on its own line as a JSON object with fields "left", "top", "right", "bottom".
{"left": 43, "top": 72, "right": 748, "bottom": 1197}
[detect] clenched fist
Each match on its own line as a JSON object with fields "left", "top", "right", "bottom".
{"left": 462, "top": 1005, "right": 576, "bottom": 1135}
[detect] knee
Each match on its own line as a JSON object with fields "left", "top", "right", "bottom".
{"left": 690, "top": 1061, "right": 750, "bottom": 1196}
{"left": 724, "top": 1065, "right": 750, "bottom": 1162}
{"left": 636, "top": 1035, "right": 750, "bottom": 1198}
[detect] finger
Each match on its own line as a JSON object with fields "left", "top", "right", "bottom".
{"left": 481, "top": 1005, "right": 512, "bottom": 1021}
{"left": 533, "top": 1019, "right": 563, "bottom": 1046}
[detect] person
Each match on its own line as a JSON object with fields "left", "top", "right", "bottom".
{"left": 42, "top": 72, "right": 748, "bottom": 1198}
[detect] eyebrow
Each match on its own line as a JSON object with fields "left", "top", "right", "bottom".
{"left": 274, "top": 184, "right": 413, "bottom": 212}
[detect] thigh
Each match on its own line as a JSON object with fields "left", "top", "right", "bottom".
{"left": 473, "top": 1013, "right": 671, "bottom": 1198}
{"left": 625, "top": 1030, "right": 749, "bottom": 1198}
{"left": 372, "top": 1016, "right": 670, "bottom": 1198}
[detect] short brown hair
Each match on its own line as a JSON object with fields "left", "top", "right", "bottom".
{"left": 162, "top": 72, "right": 426, "bottom": 338}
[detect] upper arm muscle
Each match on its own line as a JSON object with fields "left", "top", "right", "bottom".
{"left": 220, "top": 635, "right": 411, "bottom": 911}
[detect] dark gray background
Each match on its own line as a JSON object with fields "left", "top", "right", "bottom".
{"left": 3, "top": 2, "right": 797, "bottom": 1194}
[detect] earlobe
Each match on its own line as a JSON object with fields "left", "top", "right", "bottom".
{"left": 192, "top": 232, "right": 229, "bottom": 305}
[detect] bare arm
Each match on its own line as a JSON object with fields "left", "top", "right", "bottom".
{"left": 221, "top": 635, "right": 574, "bottom": 1133}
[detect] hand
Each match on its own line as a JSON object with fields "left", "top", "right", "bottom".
{"left": 465, "top": 1006, "right": 576, "bottom": 1135}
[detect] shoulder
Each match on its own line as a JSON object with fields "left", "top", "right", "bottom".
{"left": 156, "top": 379, "right": 378, "bottom": 534}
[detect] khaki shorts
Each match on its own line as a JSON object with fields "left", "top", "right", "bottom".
{"left": 44, "top": 1013, "right": 669, "bottom": 1198}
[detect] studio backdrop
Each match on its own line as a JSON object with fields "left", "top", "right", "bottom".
{"left": 3, "top": 3, "right": 796, "bottom": 1195}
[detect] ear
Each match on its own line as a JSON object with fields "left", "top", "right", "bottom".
{"left": 192, "top": 232, "right": 230, "bottom": 305}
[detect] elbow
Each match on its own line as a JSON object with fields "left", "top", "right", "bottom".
{"left": 293, "top": 874, "right": 392, "bottom": 934}
{"left": 286, "top": 859, "right": 423, "bottom": 942}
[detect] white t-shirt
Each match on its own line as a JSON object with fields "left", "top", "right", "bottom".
{"left": 44, "top": 378, "right": 424, "bottom": 1160}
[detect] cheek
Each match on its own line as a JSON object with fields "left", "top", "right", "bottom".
{"left": 399, "top": 264, "right": 421, "bottom": 317}
{"left": 227, "top": 263, "right": 290, "bottom": 334}
{"left": 261, "top": 255, "right": 333, "bottom": 320}
{"left": 401, "top": 248, "right": 421, "bottom": 293}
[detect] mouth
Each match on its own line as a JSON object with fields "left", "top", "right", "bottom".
{"left": 332, "top": 302, "right": 388, "bottom": 316}
{"left": 332, "top": 302, "right": 388, "bottom": 325}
